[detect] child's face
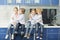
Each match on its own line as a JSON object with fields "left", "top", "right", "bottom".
{"left": 13, "top": 8, "right": 18, "bottom": 14}
{"left": 36, "top": 9, "right": 42, "bottom": 14}
{"left": 31, "top": 10, "right": 36, "bottom": 14}
{"left": 18, "top": 9, "right": 23, "bottom": 14}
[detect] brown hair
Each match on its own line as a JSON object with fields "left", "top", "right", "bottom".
{"left": 30, "top": 9, "right": 36, "bottom": 13}
{"left": 19, "top": 8, "right": 25, "bottom": 14}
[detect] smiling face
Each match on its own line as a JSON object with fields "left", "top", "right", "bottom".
{"left": 18, "top": 9, "right": 22, "bottom": 14}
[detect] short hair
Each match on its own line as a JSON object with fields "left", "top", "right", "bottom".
{"left": 14, "top": 7, "right": 18, "bottom": 11}
{"left": 19, "top": 8, "right": 25, "bottom": 13}
{"left": 30, "top": 9, "right": 36, "bottom": 13}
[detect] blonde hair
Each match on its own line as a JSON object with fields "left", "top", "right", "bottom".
{"left": 14, "top": 7, "right": 18, "bottom": 11}
{"left": 36, "top": 8, "right": 43, "bottom": 12}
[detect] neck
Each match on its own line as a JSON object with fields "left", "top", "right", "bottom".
{"left": 15, "top": 13, "right": 18, "bottom": 15}
{"left": 38, "top": 12, "right": 41, "bottom": 15}
{"left": 32, "top": 13, "right": 35, "bottom": 15}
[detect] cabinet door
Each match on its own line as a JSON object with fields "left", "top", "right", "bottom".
{"left": 47, "top": 38, "right": 58, "bottom": 40}
{"left": 46, "top": 28, "right": 58, "bottom": 40}
{"left": 46, "top": 28, "right": 58, "bottom": 33}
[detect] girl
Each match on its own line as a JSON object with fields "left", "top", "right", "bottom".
{"left": 24, "top": 9, "right": 37, "bottom": 39}
{"left": 5, "top": 7, "right": 19, "bottom": 39}
{"left": 35, "top": 8, "right": 44, "bottom": 39}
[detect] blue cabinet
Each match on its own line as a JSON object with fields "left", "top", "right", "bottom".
{"left": 46, "top": 28, "right": 58, "bottom": 33}
{"left": 0, "top": 28, "right": 8, "bottom": 40}
{"left": 45, "top": 28, "right": 58, "bottom": 40}
{"left": 58, "top": 29, "right": 60, "bottom": 40}
{"left": 0, "top": 28, "right": 60, "bottom": 40}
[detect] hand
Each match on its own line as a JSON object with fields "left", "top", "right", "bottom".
{"left": 13, "top": 22, "right": 16, "bottom": 25}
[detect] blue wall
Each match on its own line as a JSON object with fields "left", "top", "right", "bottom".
{"left": 0, "top": 0, "right": 59, "bottom": 6}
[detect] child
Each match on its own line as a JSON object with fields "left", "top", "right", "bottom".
{"left": 24, "top": 9, "right": 37, "bottom": 39}
{"left": 5, "top": 7, "right": 19, "bottom": 39}
{"left": 11, "top": 7, "right": 19, "bottom": 26}
{"left": 35, "top": 8, "right": 44, "bottom": 39}
{"left": 15, "top": 8, "right": 25, "bottom": 34}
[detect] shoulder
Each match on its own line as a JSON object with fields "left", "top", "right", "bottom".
{"left": 39, "top": 14, "right": 42, "bottom": 16}
{"left": 22, "top": 14, "right": 25, "bottom": 16}
{"left": 20, "top": 14, "right": 25, "bottom": 17}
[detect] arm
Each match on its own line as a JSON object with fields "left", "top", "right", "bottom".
{"left": 29, "top": 14, "right": 32, "bottom": 20}
{"left": 36, "top": 16, "right": 43, "bottom": 25}
{"left": 11, "top": 15, "right": 16, "bottom": 25}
